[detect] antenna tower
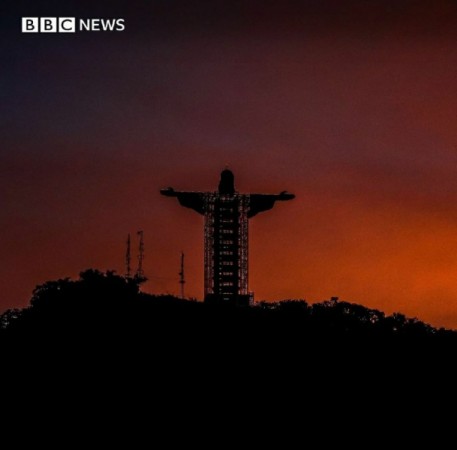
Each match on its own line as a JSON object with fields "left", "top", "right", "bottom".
{"left": 136, "top": 230, "right": 145, "bottom": 279}
{"left": 179, "top": 252, "right": 185, "bottom": 299}
{"left": 125, "top": 233, "right": 131, "bottom": 278}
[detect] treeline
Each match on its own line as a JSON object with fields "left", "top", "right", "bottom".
{"left": 1, "top": 269, "right": 455, "bottom": 343}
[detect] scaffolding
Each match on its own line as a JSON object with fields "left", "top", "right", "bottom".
{"left": 204, "top": 193, "right": 250, "bottom": 304}
{"left": 161, "top": 169, "right": 294, "bottom": 305}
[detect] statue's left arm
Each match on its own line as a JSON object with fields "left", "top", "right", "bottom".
{"left": 248, "top": 191, "right": 295, "bottom": 218}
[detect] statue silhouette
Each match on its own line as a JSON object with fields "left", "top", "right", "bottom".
{"left": 161, "top": 169, "right": 295, "bottom": 304}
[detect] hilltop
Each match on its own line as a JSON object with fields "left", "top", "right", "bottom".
{"left": 1, "top": 269, "right": 455, "bottom": 347}
{"left": 2, "top": 268, "right": 457, "bottom": 410}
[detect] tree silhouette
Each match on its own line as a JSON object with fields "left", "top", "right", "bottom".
{"left": 1, "top": 269, "right": 456, "bottom": 352}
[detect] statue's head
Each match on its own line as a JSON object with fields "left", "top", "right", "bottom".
{"left": 218, "top": 169, "right": 235, "bottom": 195}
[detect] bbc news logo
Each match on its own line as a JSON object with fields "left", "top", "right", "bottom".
{"left": 22, "top": 17, "right": 125, "bottom": 33}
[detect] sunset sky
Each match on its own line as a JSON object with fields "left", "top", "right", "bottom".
{"left": 3, "top": 1, "right": 457, "bottom": 327}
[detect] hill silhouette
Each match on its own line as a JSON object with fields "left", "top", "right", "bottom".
{"left": 2, "top": 269, "right": 455, "bottom": 348}
{"left": 2, "top": 269, "right": 457, "bottom": 420}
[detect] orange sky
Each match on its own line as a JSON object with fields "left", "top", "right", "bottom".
{"left": 3, "top": 1, "right": 457, "bottom": 328}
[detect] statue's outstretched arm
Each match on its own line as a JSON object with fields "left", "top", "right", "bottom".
{"left": 248, "top": 192, "right": 295, "bottom": 218}
{"left": 160, "top": 188, "right": 206, "bottom": 215}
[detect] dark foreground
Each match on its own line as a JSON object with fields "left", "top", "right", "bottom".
{"left": 2, "top": 270, "right": 455, "bottom": 432}
{"left": 2, "top": 270, "right": 456, "bottom": 360}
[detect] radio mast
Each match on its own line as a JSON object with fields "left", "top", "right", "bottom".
{"left": 136, "top": 230, "right": 145, "bottom": 280}
{"left": 125, "top": 233, "right": 131, "bottom": 278}
{"left": 179, "top": 252, "right": 185, "bottom": 299}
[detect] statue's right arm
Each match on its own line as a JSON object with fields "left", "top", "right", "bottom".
{"left": 160, "top": 188, "right": 206, "bottom": 215}
{"left": 160, "top": 187, "right": 178, "bottom": 197}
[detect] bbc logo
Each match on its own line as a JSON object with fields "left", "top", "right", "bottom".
{"left": 22, "top": 17, "right": 76, "bottom": 33}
